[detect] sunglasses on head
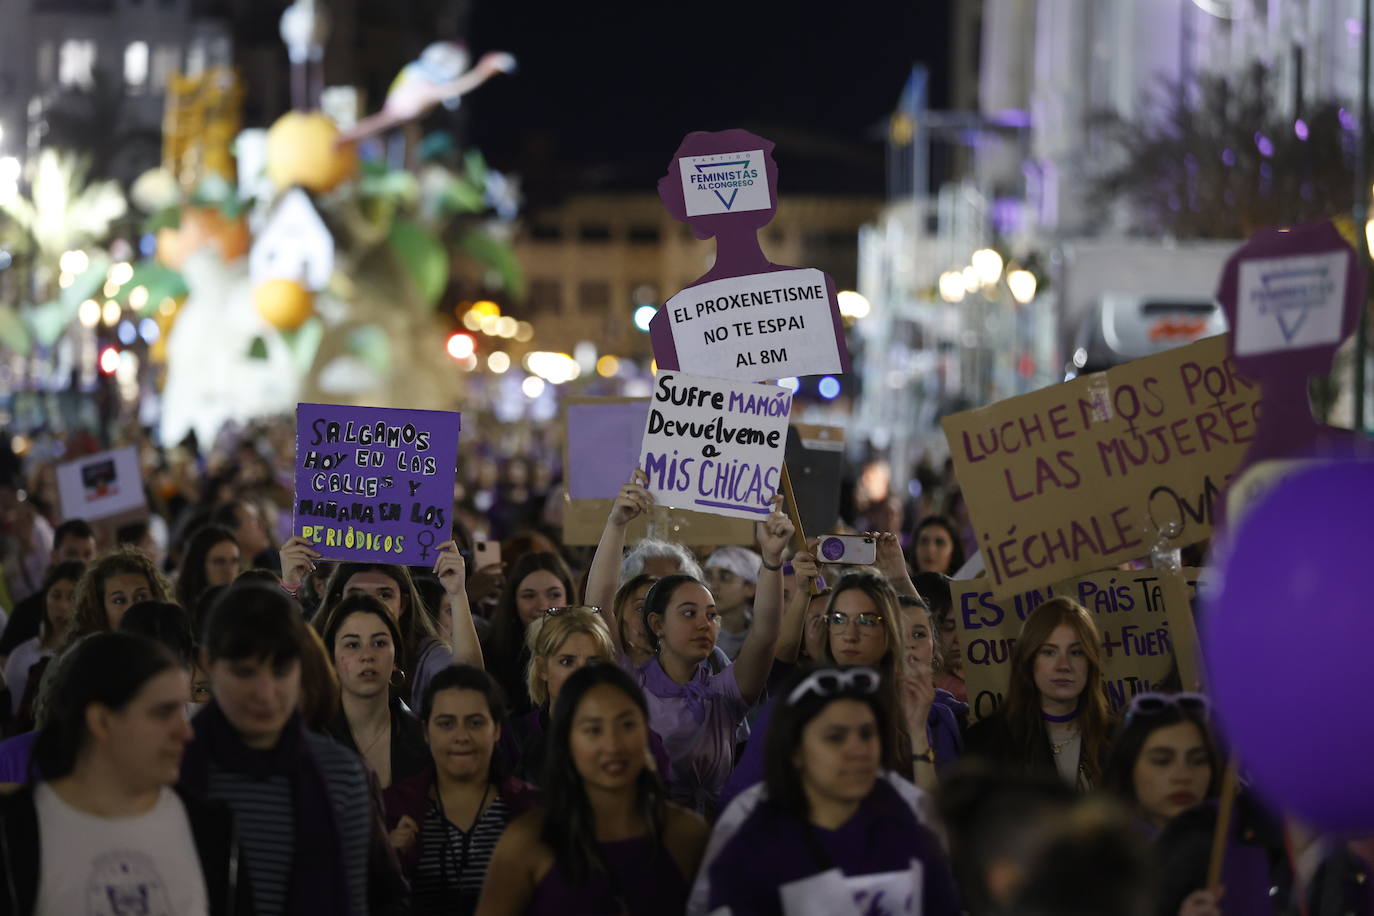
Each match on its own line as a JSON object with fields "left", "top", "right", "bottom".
{"left": 786, "top": 666, "right": 882, "bottom": 706}
{"left": 544, "top": 605, "right": 602, "bottom": 617}
{"left": 1125, "top": 691, "right": 1209, "bottom": 722}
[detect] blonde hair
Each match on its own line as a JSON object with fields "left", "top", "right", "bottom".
{"left": 523, "top": 608, "right": 616, "bottom": 706}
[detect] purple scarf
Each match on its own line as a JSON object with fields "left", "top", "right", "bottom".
{"left": 642, "top": 657, "right": 713, "bottom": 724}
{"left": 180, "top": 701, "right": 350, "bottom": 916}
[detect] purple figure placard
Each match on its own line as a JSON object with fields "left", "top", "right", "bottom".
{"left": 649, "top": 129, "right": 851, "bottom": 383}
{"left": 1215, "top": 220, "right": 1366, "bottom": 466}
{"left": 294, "top": 402, "right": 460, "bottom": 565}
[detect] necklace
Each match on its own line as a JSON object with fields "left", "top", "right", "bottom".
{"left": 1048, "top": 724, "right": 1079, "bottom": 756}
{"left": 356, "top": 717, "right": 390, "bottom": 756}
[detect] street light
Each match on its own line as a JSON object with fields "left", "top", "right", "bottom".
{"left": 972, "top": 248, "right": 1003, "bottom": 286}
{"left": 837, "top": 290, "right": 871, "bottom": 319}
{"left": 1007, "top": 269, "right": 1038, "bottom": 305}
{"left": 938, "top": 271, "right": 966, "bottom": 303}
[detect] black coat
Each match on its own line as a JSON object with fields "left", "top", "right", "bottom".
{"left": 964, "top": 710, "right": 1107, "bottom": 785}
{"left": 0, "top": 783, "right": 254, "bottom": 916}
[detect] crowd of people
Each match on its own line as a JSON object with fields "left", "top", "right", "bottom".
{"left": 0, "top": 418, "right": 1367, "bottom": 916}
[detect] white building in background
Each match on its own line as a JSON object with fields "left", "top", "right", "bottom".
{"left": 0, "top": 0, "right": 233, "bottom": 173}
{"left": 855, "top": 0, "right": 1362, "bottom": 477}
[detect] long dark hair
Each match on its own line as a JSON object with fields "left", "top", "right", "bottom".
{"left": 1102, "top": 702, "right": 1220, "bottom": 807}
{"left": 488, "top": 551, "right": 576, "bottom": 665}
{"left": 1003, "top": 598, "right": 1112, "bottom": 785}
{"left": 541, "top": 663, "right": 666, "bottom": 885}
{"left": 317, "top": 562, "right": 436, "bottom": 674}
{"left": 421, "top": 664, "right": 510, "bottom": 782}
{"left": 38, "top": 560, "right": 86, "bottom": 644}
{"left": 909, "top": 515, "right": 965, "bottom": 575}
{"left": 764, "top": 664, "right": 891, "bottom": 821}
{"left": 175, "top": 524, "right": 238, "bottom": 611}
{"left": 317, "top": 593, "right": 405, "bottom": 688}
{"left": 32, "top": 632, "right": 180, "bottom": 781}
{"left": 119, "top": 601, "right": 195, "bottom": 668}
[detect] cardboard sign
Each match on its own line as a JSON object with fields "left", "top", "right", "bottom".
{"left": 679, "top": 149, "right": 770, "bottom": 216}
{"left": 955, "top": 568, "right": 1192, "bottom": 723}
{"left": 638, "top": 372, "right": 791, "bottom": 521}
{"left": 560, "top": 397, "right": 756, "bottom": 546}
{"left": 941, "top": 334, "right": 1260, "bottom": 594}
{"left": 56, "top": 447, "right": 146, "bottom": 522}
{"left": 656, "top": 269, "right": 844, "bottom": 382}
{"left": 293, "top": 403, "right": 460, "bottom": 564}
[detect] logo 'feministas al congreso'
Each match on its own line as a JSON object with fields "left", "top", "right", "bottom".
{"left": 679, "top": 149, "right": 770, "bottom": 216}
{"left": 1236, "top": 251, "right": 1346, "bottom": 355}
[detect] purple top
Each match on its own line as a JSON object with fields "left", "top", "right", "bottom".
{"left": 636, "top": 658, "right": 750, "bottom": 816}
{"left": 527, "top": 834, "right": 688, "bottom": 916}
{"left": 718, "top": 688, "right": 965, "bottom": 812}
{"left": 707, "top": 778, "right": 960, "bottom": 916}
{"left": 0, "top": 730, "right": 36, "bottom": 784}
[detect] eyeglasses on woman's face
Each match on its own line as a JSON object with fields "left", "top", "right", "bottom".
{"left": 824, "top": 611, "right": 884, "bottom": 630}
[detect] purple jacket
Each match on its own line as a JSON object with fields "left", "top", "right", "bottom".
{"left": 719, "top": 688, "right": 965, "bottom": 811}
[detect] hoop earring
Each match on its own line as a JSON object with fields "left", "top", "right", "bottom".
{"left": 391, "top": 668, "right": 407, "bottom": 689}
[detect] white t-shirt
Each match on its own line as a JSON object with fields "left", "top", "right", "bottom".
{"left": 34, "top": 783, "right": 210, "bottom": 916}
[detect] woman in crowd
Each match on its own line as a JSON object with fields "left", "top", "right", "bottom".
{"left": 481, "top": 551, "right": 577, "bottom": 716}
{"left": 635, "top": 494, "right": 791, "bottom": 816}
{"left": 476, "top": 663, "right": 708, "bottom": 915}
{"left": 694, "top": 666, "right": 960, "bottom": 916}
{"left": 4, "top": 560, "right": 82, "bottom": 715}
{"left": 68, "top": 547, "right": 172, "bottom": 641}
{"left": 319, "top": 592, "right": 429, "bottom": 789}
{"left": 0, "top": 632, "right": 245, "bottom": 915}
{"left": 908, "top": 515, "right": 964, "bottom": 576}
{"left": 512, "top": 606, "right": 670, "bottom": 786}
{"left": 286, "top": 535, "right": 480, "bottom": 707}
{"left": 174, "top": 524, "right": 240, "bottom": 612}
{"left": 1103, "top": 692, "right": 1283, "bottom": 916}
{"left": 964, "top": 597, "right": 1112, "bottom": 789}
{"left": 722, "top": 571, "right": 951, "bottom": 807}
{"left": 613, "top": 574, "right": 656, "bottom": 670}
{"left": 383, "top": 665, "right": 539, "bottom": 916}
{"left": 915, "top": 571, "right": 965, "bottom": 703}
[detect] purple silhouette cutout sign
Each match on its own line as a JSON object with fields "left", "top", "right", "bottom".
{"left": 649, "top": 129, "right": 851, "bottom": 382}
{"left": 1215, "top": 220, "right": 1367, "bottom": 465}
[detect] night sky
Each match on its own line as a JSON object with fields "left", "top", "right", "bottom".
{"left": 464, "top": 0, "right": 951, "bottom": 205}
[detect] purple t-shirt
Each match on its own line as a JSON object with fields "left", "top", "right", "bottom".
{"left": 0, "top": 730, "right": 37, "bottom": 784}
{"left": 636, "top": 658, "right": 749, "bottom": 816}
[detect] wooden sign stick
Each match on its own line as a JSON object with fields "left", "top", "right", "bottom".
{"left": 779, "top": 463, "right": 808, "bottom": 555}
{"left": 1206, "top": 759, "right": 1241, "bottom": 895}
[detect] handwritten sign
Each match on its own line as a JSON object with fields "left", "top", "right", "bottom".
{"left": 955, "top": 569, "right": 1191, "bottom": 723}
{"left": 560, "top": 396, "right": 756, "bottom": 546}
{"left": 941, "top": 335, "right": 1260, "bottom": 594}
{"left": 293, "top": 403, "right": 460, "bottom": 564}
{"left": 657, "top": 269, "right": 844, "bottom": 382}
{"left": 638, "top": 372, "right": 791, "bottom": 521}
{"left": 56, "top": 447, "right": 146, "bottom": 522}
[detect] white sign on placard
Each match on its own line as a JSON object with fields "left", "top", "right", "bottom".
{"left": 56, "top": 447, "right": 147, "bottom": 522}
{"left": 638, "top": 372, "right": 791, "bottom": 521}
{"left": 661, "top": 268, "right": 841, "bottom": 381}
{"left": 679, "top": 149, "right": 770, "bottom": 217}
{"left": 1235, "top": 250, "right": 1347, "bottom": 356}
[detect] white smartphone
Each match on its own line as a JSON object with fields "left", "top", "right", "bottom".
{"left": 473, "top": 539, "right": 502, "bottom": 571}
{"left": 817, "top": 534, "right": 877, "bottom": 565}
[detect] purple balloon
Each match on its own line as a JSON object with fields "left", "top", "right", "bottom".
{"left": 1203, "top": 460, "right": 1374, "bottom": 832}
